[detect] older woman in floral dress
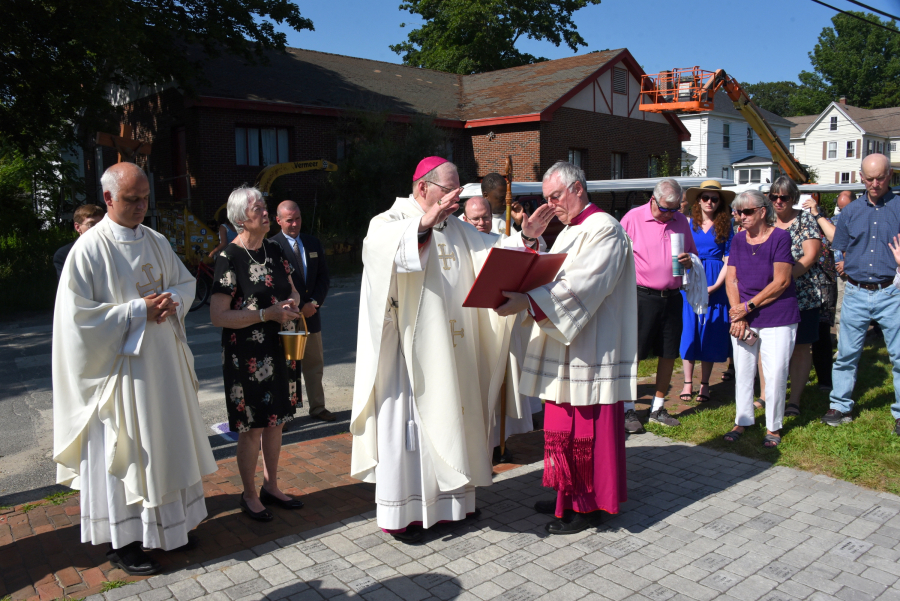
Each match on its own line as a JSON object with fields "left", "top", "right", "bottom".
{"left": 210, "top": 186, "right": 305, "bottom": 522}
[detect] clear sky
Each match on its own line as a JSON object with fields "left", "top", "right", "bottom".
{"left": 275, "top": 0, "right": 900, "bottom": 84}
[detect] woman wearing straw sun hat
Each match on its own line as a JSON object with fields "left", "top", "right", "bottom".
{"left": 678, "top": 180, "right": 736, "bottom": 404}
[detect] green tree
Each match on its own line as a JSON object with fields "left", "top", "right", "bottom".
{"left": 1, "top": 0, "right": 313, "bottom": 158}
{"left": 390, "top": 0, "right": 601, "bottom": 74}
{"left": 796, "top": 11, "right": 900, "bottom": 113}
{"left": 739, "top": 81, "right": 799, "bottom": 117}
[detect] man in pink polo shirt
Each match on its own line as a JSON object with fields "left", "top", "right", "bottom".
{"left": 620, "top": 178, "right": 697, "bottom": 433}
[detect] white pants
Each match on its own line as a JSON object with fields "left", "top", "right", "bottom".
{"left": 732, "top": 324, "right": 797, "bottom": 433}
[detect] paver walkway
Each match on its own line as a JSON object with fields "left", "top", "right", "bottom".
{"left": 41, "top": 432, "right": 900, "bottom": 601}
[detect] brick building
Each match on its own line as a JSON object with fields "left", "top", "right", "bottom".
{"left": 83, "top": 47, "right": 688, "bottom": 222}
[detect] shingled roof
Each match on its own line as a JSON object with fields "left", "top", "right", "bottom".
{"left": 189, "top": 45, "right": 685, "bottom": 134}
{"left": 786, "top": 114, "right": 817, "bottom": 138}
{"left": 787, "top": 103, "right": 900, "bottom": 139}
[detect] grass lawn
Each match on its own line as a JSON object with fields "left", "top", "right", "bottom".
{"left": 642, "top": 342, "right": 900, "bottom": 495}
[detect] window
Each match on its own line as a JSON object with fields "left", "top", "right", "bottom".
{"left": 828, "top": 141, "right": 837, "bottom": 159}
{"left": 891, "top": 143, "right": 897, "bottom": 152}
{"left": 235, "top": 127, "right": 289, "bottom": 166}
{"left": 613, "top": 68, "right": 627, "bottom": 95}
{"left": 723, "top": 124, "right": 730, "bottom": 148}
{"left": 611, "top": 153, "right": 624, "bottom": 179}
{"left": 568, "top": 149, "right": 583, "bottom": 168}
{"left": 830, "top": 116, "right": 838, "bottom": 131}
{"left": 789, "top": 143, "right": 795, "bottom": 155}
{"left": 840, "top": 172, "right": 850, "bottom": 184}
{"left": 867, "top": 140, "right": 874, "bottom": 156}
{"left": 336, "top": 138, "right": 351, "bottom": 160}
{"left": 722, "top": 167, "right": 730, "bottom": 179}
{"left": 846, "top": 140, "right": 855, "bottom": 158}
{"left": 738, "top": 169, "right": 761, "bottom": 185}
{"left": 747, "top": 127, "right": 754, "bottom": 151}
{"left": 877, "top": 141, "right": 883, "bottom": 154}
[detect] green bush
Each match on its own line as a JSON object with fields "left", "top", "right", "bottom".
{"left": 0, "top": 228, "right": 76, "bottom": 312}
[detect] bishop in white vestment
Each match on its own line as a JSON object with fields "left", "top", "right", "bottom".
{"left": 53, "top": 163, "right": 217, "bottom": 574}
{"left": 497, "top": 161, "right": 636, "bottom": 535}
{"left": 349, "top": 157, "right": 554, "bottom": 543}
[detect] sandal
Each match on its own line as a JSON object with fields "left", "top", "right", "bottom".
{"left": 696, "top": 381, "right": 710, "bottom": 403}
{"left": 679, "top": 381, "right": 693, "bottom": 402}
{"left": 763, "top": 433, "right": 781, "bottom": 448}
{"left": 785, "top": 403, "right": 800, "bottom": 417}
{"left": 722, "top": 367, "right": 735, "bottom": 381}
{"left": 723, "top": 429, "right": 743, "bottom": 442}
{"left": 754, "top": 399, "right": 766, "bottom": 410}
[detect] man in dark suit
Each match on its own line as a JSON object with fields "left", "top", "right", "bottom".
{"left": 272, "top": 200, "right": 333, "bottom": 421}
{"left": 54, "top": 204, "right": 105, "bottom": 279}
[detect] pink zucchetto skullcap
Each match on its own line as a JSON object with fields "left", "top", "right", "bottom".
{"left": 412, "top": 156, "right": 448, "bottom": 181}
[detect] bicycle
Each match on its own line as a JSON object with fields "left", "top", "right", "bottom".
{"left": 188, "top": 246, "right": 215, "bottom": 312}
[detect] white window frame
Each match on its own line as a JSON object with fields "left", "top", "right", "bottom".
{"left": 846, "top": 140, "right": 855, "bottom": 158}
{"left": 828, "top": 141, "right": 837, "bottom": 159}
{"left": 789, "top": 143, "right": 795, "bottom": 155}
{"left": 830, "top": 116, "right": 838, "bottom": 131}
{"left": 568, "top": 149, "right": 583, "bottom": 168}
{"left": 841, "top": 172, "right": 850, "bottom": 184}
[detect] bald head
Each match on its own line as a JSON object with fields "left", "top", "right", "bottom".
{"left": 836, "top": 191, "right": 855, "bottom": 210}
{"left": 276, "top": 200, "right": 302, "bottom": 237}
{"left": 101, "top": 162, "right": 149, "bottom": 228}
{"left": 463, "top": 196, "right": 493, "bottom": 233}
{"left": 861, "top": 153, "right": 892, "bottom": 203}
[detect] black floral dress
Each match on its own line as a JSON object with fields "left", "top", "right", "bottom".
{"left": 212, "top": 240, "right": 301, "bottom": 432}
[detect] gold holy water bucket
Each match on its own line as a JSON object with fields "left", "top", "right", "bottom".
{"left": 279, "top": 314, "right": 308, "bottom": 361}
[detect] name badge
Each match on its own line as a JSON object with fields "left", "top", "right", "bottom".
{"left": 309, "top": 252, "right": 318, "bottom": 258}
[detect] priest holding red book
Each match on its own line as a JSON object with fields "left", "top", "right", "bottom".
{"left": 496, "top": 160, "right": 636, "bottom": 534}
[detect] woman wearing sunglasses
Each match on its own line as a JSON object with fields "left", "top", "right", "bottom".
{"left": 770, "top": 176, "right": 826, "bottom": 416}
{"left": 726, "top": 190, "right": 800, "bottom": 447}
{"left": 678, "top": 181, "right": 735, "bottom": 404}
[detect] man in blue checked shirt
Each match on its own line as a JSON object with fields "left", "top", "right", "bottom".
{"left": 822, "top": 154, "right": 899, "bottom": 432}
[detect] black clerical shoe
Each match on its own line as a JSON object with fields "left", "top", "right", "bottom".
{"left": 534, "top": 499, "right": 556, "bottom": 515}
{"left": 260, "top": 486, "right": 304, "bottom": 510}
{"left": 391, "top": 525, "right": 423, "bottom": 544}
{"left": 467, "top": 507, "right": 482, "bottom": 520}
{"left": 143, "top": 534, "right": 199, "bottom": 552}
{"left": 492, "top": 446, "right": 513, "bottom": 464}
{"left": 107, "top": 541, "right": 162, "bottom": 576}
{"left": 545, "top": 510, "right": 602, "bottom": 535}
{"left": 239, "top": 495, "right": 274, "bottom": 522}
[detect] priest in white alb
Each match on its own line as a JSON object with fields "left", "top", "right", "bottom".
{"left": 497, "top": 161, "right": 636, "bottom": 535}
{"left": 53, "top": 163, "right": 217, "bottom": 574}
{"left": 463, "top": 195, "right": 544, "bottom": 463}
{"left": 350, "top": 156, "right": 554, "bottom": 543}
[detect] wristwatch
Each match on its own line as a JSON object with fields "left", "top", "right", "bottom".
{"left": 747, "top": 300, "right": 757, "bottom": 311}
{"left": 814, "top": 213, "right": 827, "bottom": 221}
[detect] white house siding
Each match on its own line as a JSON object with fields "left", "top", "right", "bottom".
{"left": 680, "top": 113, "right": 790, "bottom": 179}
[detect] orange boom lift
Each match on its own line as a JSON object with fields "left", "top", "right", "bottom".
{"left": 639, "top": 67, "right": 810, "bottom": 184}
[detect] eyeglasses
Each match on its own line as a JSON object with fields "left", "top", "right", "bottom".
{"left": 699, "top": 195, "right": 720, "bottom": 203}
{"left": 652, "top": 197, "right": 681, "bottom": 213}
{"left": 737, "top": 207, "right": 761, "bottom": 216}
{"left": 768, "top": 194, "right": 792, "bottom": 202}
{"left": 426, "top": 181, "right": 455, "bottom": 193}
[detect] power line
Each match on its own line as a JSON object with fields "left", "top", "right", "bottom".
{"left": 810, "top": 0, "right": 900, "bottom": 35}
{"left": 843, "top": 0, "right": 900, "bottom": 22}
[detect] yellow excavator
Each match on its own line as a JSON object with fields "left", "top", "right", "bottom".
{"left": 639, "top": 67, "right": 809, "bottom": 184}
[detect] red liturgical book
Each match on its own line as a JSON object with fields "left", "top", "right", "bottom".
{"left": 463, "top": 247, "right": 568, "bottom": 309}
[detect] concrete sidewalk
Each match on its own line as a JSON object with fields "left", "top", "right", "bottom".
{"left": 79, "top": 433, "right": 900, "bottom": 601}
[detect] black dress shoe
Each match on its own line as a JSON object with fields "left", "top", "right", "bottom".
{"left": 143, "top": 534, "right": 199, "bottom": 552}
{"left": 312, "top": 409, "right": 336, "bottom": 422}
{"left": 545, "top": 510, "right": 601, "bottom": 535}
{"left": 391, "top": 525, "right": 423, "bottom": 544}
{"left": 107, "top": 541, "right": 162, "bottom": 576}
{"left": 467, "top": 507, "right": 482, "bottom": 520}
{"left": 239, "top": 495, "right": 274, "bottom": 522}
{"left": 260, "top": 486, "right": 305, "bottom": 509}
{"left": 534, "top": 499, "right": 556, "bottom": 515}
{"left": 492, "top": 446, "right": 513, "bottom": 464}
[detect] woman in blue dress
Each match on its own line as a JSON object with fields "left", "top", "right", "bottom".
{"left": 679, "top": 181, "right": 735, "bottom": 403}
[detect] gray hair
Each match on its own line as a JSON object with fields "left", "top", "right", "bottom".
{"left": 732, "top": 189, "right": 775, "bottom": 225}
{"left": 653, "top": 178, "right": 682, "bottom": 207}
{"left": 227, "top": 185, "right": 263, "bottom": 233}
{"left": 543, "top": 161, "right": 587, "bottom": 194}
{"left": 770, "top": 175, "right": 799, "bottom": 203}
{"left": 100, "top": 163, "right": 145, "bottom": 201}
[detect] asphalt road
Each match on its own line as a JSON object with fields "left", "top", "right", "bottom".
{"left": 0, "top": 274, "right": 362, "bottom": 506}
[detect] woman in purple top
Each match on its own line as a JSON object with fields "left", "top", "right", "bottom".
{"left": 724, "top": 190, "right": 800, "bottom": 448}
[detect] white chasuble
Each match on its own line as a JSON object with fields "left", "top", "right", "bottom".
{"left": 350, "top": 196, "right": 524, "bottom": 530}
{"left": 519, "top": 212, "right": 639, "bottom": 406}
{"left": 53, "top": 216, "right": 217, "bottom": 549}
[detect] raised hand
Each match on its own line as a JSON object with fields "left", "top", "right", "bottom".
{"left": 521, "top": 204, "right": 555, "bottom": 239}
{"left": 889, "top": 234, "right": 900, "bottom": 268}
{"left": 419, "top": 187, "right": 462, "bottom": 231}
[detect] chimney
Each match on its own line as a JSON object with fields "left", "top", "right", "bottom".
{"left": 839, "top": 96, "right": 847, "bottom": 105}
